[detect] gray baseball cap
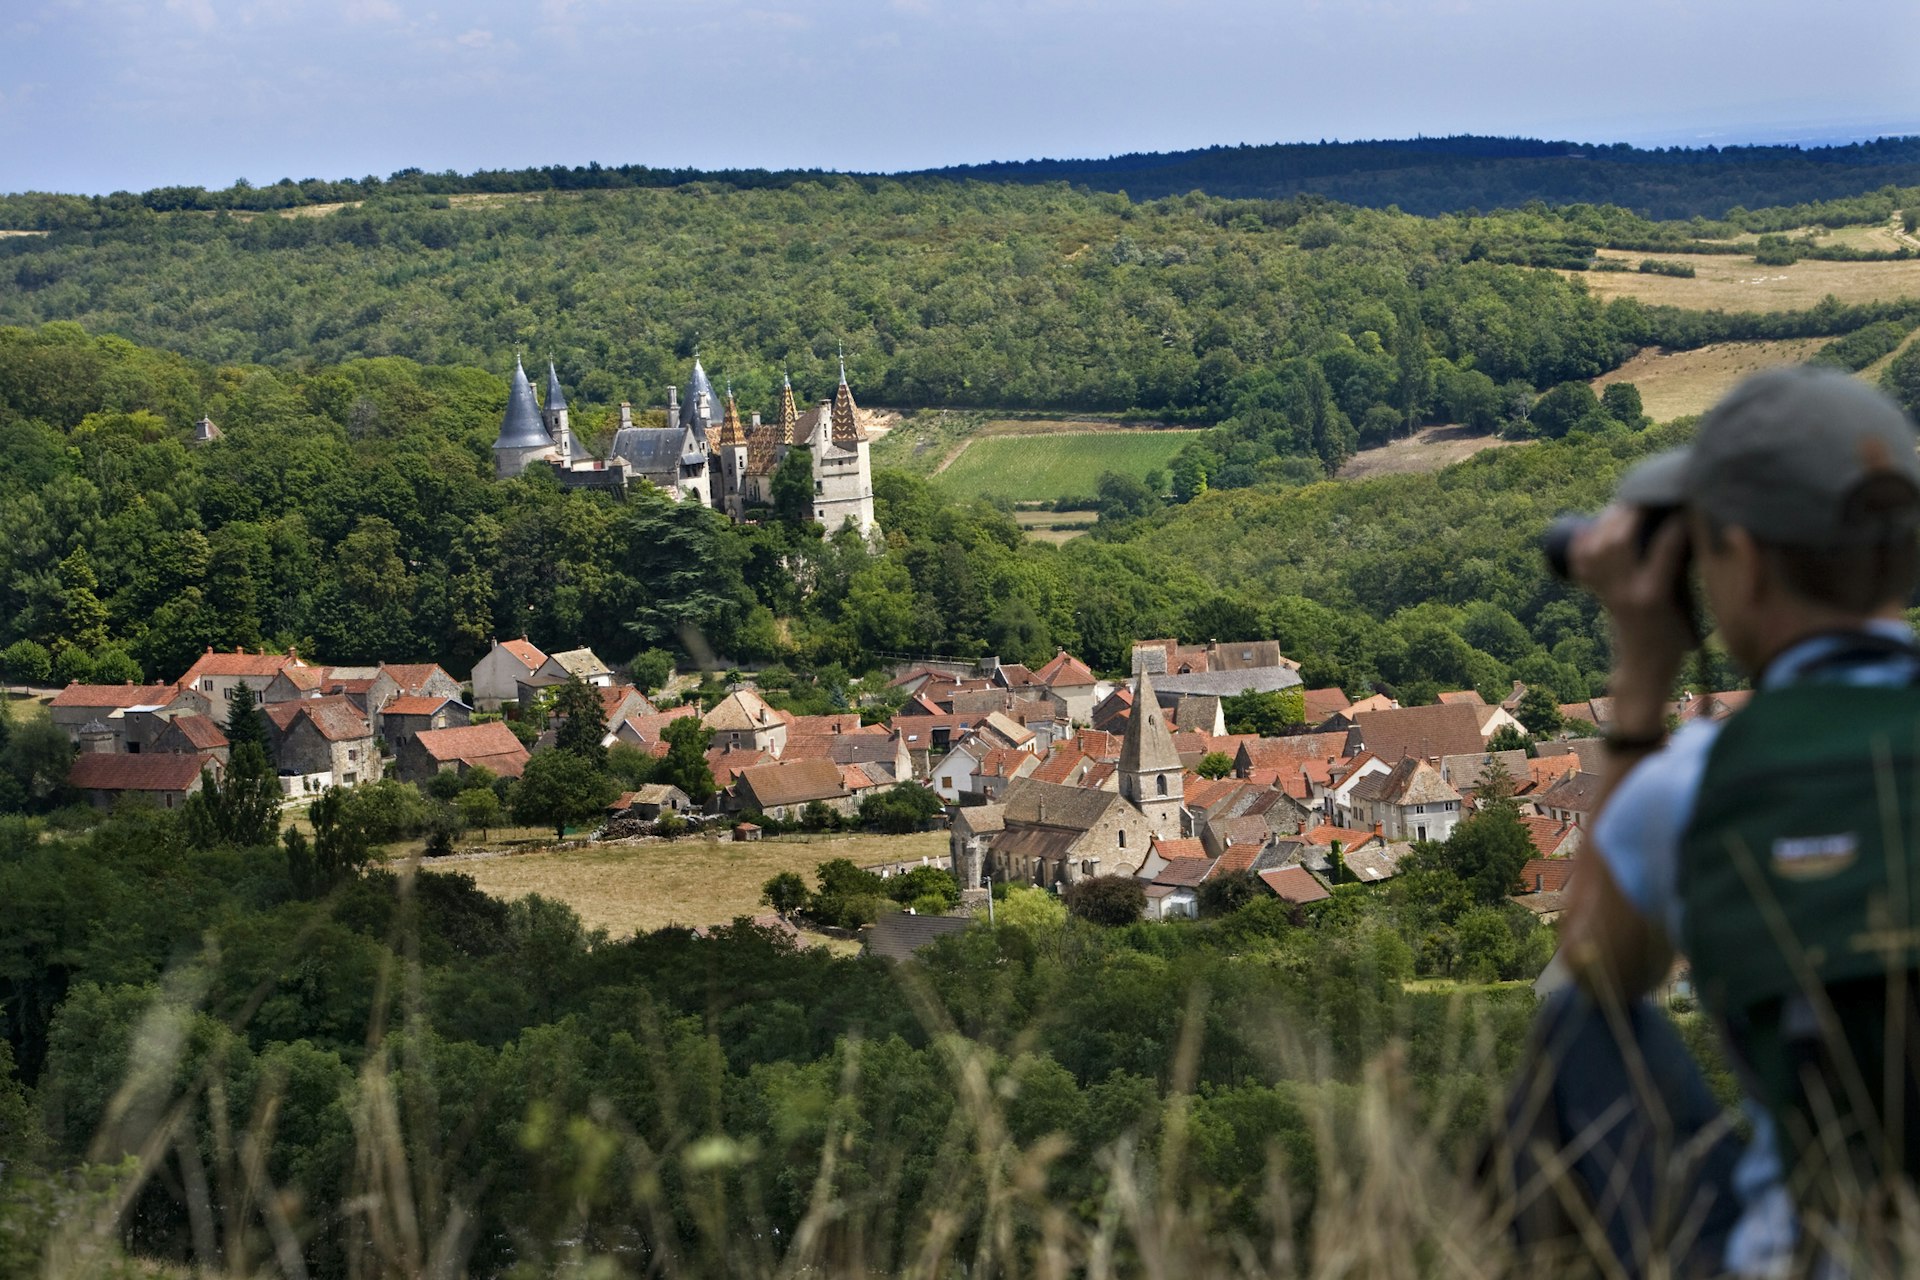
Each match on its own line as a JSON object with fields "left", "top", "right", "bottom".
{"left": 1616, "top": 364, "right": 1920, "bottom": 546}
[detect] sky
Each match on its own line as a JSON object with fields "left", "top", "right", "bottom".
{"left": 4, "top": 0, "right": 1918, "bottom": 195}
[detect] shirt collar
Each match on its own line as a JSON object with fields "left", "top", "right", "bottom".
{"left": 1760, "top": 619, "right": 1918, "bottom": 689}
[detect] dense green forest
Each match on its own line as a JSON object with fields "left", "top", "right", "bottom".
{"left": 6, "top": 177, "right": 1917, "bottom": 492}
{"left": 8, "top": 133, "right": 1920, "bottom": 221}
{"left": 0, "top": 322, "right": 1749, "bottom": 712}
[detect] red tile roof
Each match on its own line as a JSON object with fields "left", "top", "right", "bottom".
{"left": 1153, "top": 855, "right": 1217, "bottom": 887}
{"left": 1436, "top": 690, "right": 1486, "bottom": 706}
{"left": 1258, "top": 867, "right": 1331, "bottom": 904}
{"left": 267, "top": 695, "right": 371, "bottom": 743}
{"left": 1301, "top": 687, "right": 1352, "bottom": 721}
{"left": 166, "top": 715, "right": 228, "bottom": 750}
{"left": 1035, "top": 650, "right": 1097, "bottom": 688}
{"left": 1074, "top": 730, "right": 1124, "bottom": 761}
{"left": 180, "top": 648, "right": 306, "bottom": 683}
{"left": 379, "top": 663, "right": 453, "bottom": 693}
{"left": 1237, "top": 733, "right": 1349, "bottom": 771}
{"left": 415, "top": 722, "right": 529, "bottom": 775}
{"left": 1520, "top": 816, "right": 1579, "bottom": 858}
{"left": 1301, "top": 823, "right": 1378, "bottom": 849}
{"left": 1352, "top": 704, "right": 1488, "bottom": 763}
{"left": 50, "top": 683, "right": 181, "bottom": 709}
{"left": 1030, "top": 747, "right": 1088, "bottom": 785}
{"left": 978, "top": 746, "right": 1036, "bottom": 780}
{"left": 382, "top": 694, "right": 457, "bottom": 717}
{"left": 70, "top": 752, "right": 209, "bottom": 792}
{"left": 1518, "top": 856, "right": 1578, "bottom": 894}
{"left": 1151, "top": 836, "right": 1207, "bottom": 863}
{"left": 498, "top": 638, "right": 546, "bottom": 668}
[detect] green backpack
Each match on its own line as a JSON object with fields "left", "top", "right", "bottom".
{"left": 1680, "top": 650, "right": 1920, "bottom": 1192}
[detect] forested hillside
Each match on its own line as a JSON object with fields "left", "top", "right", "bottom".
{"left": 5, "top": 178, "right": 1918, "bottom": 492}
{"left": 0, "top": 324, "right": 1726, "bottom": 726}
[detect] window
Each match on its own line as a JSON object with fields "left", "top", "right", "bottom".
{"left": 1118, "top": 830, "right": 1126, "bottom": 848}
{"left": 1156, "top": 774, "right": 1167, "bottom": 796}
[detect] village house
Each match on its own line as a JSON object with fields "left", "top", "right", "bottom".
{"left": 957, "top": 778, "right": 1156, "bottom": 891}
{"left": 702, "top": 688, "right": 789, "bottom": 755}
{"left": 1142, "top": 855, "right": 1215, "bottom": 920}
{"left": 178, "top": 647, "right": 309, "bottom": 709}
{"left": 397, "top": 721, "right": 530, "bottom": 783}
{"left": 69, "top": 752, "right": 218, "bottom": 811}
{"left": 1033, "top": 650, "right": 1101, "bottom": 725}
{"left": 1257, "top": 866, "right": 1332, "bottom": 906}
{"left": 972, "top": 745, "right": 1041, "bottom": 802}
{"left": 1338, "top": 757, "right": 1463, "bottom": 843}
{"left": 729, "top": 758, "right": 853, "bottom": 821}
{"left": 515, "top": 647, "right": 615, "bottom": 709}
{"left": 379, "top": 695, "right": 471, "bottom": 756}
{"left": 929, "top": 740, "right": 984, "bottom": 803}
{"left": 610, "top": 784, "right": 694, "bottom": 820}
{"left": 782, "top": 730, "right": 911, "bottom": 786}
{"left": 365, "top": 663, "right": 464, "bottom": 722}
{"left": 470, "top": 637, "right": 547, "bottom": 711}
{"left": 147, "top": 714, "right": 229, "bottom": 765}
{"left": 1532, "top": 771, "right": 1603, "bottom": 829}
{"left": 265, "top": 696, "right": 381, "bottom": 794}
{"left": 47, "top": 683, "right": 211, "bottom": 750}
{"left": 1351, "top": 701, "right": 1522, "bottom": 764}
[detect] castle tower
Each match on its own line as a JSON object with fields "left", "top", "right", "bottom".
{"left": 805, "top": 354, "right": 878, "bottom": 537}
{"left": 830, "top": 353, "right": 866, "bottom": 447}
{"left": 1118, "top": 670, "right": 1184, "bottom": 839}
{"left": 715, "top": 385, "right": 749, "bottom": 519}
{"left": 777, "top": 370, "right": 799, "bottom": 446}
{"left": 493, "top": 356, "right": 557, "bottom": 480}
{"left": 542, "top": 360, "right": 572, "bottom": 461}
{"left": 683, "top": 354, "right": 719, "bottom": 451}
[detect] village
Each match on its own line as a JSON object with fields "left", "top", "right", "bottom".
{"left": 40, "top": 622, "right": 1757, "bottom": 952}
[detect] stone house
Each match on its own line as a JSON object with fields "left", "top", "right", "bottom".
{"left": 149, "top": 714, "right": 230, "bottom": 765}
{"left": 379, "top": 695, "right": 470, "bottom": 757}
{"left": 177, "top": 647, "right": 310, "bottom": 711}
{"left": 1532, "top": 772, "right": 1603, "bottom": 829}
{"left": 610, "top": 784, "right": 694, "bottom": 820}
{"left": 397, "top": 721, "right": 530, "bottom": 782}
{"left": 1034, "top": 650, "right": 1100, "bottom": 726}
{"left": 69, "top": 752, "right": 218, "bottom": 811}
{"left": 366, "top": 663, "right": 464, "bottom": 723}
{"left": 266, "top": 696, "right": 381, "bottom": 793}
{"left": 703, "top": 689, "right": 789, "bottom": 755}
{"left": 959, "top": 777, "right": 1156, "bottom": 892}
{"left": 48, "top": 683, "right": 210, "bottom": 750}
{"left": 1338, "top": 757, "right": 1463, "bottom": 844}
{"left": 729, "top": 758, "right": 853, "bottom": 821}
{"left": 471, "top": 637, "right": 547, "bottom": 711}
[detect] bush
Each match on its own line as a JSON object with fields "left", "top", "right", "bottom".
{"left": 1064, "top": 875, "right": 1146, "bottom": 926}
{"left": 1812, "top": 319, "right": 1914, "bottom": 371}
{"left": 0, "top": 641, "right": 52, "bottom": 686}
{"left": 1637, "top": 258, "right": 1695, "bottom": 277}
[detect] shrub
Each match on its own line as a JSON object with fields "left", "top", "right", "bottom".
{"left": 1064, "top": 875, "right": 1146, "bottom": 926}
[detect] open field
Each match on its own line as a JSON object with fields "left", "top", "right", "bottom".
{"left": 1336, "top": 424, "right": 1521, "bottom": 480}
{"left": 1014, "top": 509, "right": 1097, "bottom": 545}
{"left": 446, "top": 829, "right": 950, "bottom": 938}
{"left": 934, "top": 428, "right": 1201, "bottom": 503}
{"left": 1592, "top": 337, "right": 1830, "bottom": 423}
{"left": 1567, "top": 248, "right": 1920, "bottom": 310}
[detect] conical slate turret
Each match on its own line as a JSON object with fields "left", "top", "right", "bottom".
{"left": 494, "top": 357, "right": 553, "bottom": 451}
{"left": 544, "top": 361, "right": 568, "bottom": 411}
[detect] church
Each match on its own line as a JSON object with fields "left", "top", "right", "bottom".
{"left": 492, "top": 354, "right": 878, "bottom": 538}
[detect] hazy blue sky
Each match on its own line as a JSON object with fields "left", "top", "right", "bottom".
{"left": 5, "top": 0, "right": 1917, "bottom": 194}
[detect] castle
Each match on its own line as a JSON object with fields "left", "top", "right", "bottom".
{"left": 492, "top": 355, "right": 878, "bottom": 537}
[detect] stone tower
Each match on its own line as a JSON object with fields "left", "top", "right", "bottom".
{"left": 493, "top": 356, "right": 557, "bottom": 480}
{"left": 542, "top": 361, "right": 572, "bottom": 461}
{"left": 1118, "top": 669, "right": 1184, "bottom": 839}
{"left": 714, "top": 386, "right": 749, "bottom": 520}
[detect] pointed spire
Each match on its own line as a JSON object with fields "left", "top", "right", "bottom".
{"left": 717, "top": 384, "right": 745, "bottom": 447}
{"left": 1119, "top": 669, "right": 1182, "bottom": 777}
{"left": 544, "top": 359, "right": 568, "bottom": 410}
{"left": 494, "top": 356, "right": 553, "bottom": 450}
{"left": 778, "top": 369, "right": 799, "bottom": 446}
{"left": 830, "top": 351, "right": 863, "bottom": 445}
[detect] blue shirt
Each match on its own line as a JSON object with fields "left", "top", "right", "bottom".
{"left": 1591, "top": 619, "right": 1919, "bottom": 1274}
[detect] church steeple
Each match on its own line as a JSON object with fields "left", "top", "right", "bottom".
{"left": 830, "top": 351, "right": 864, "bottom": 445}
{"left": 778, "top": 369, "right": 799, "bottom": 446}
{"left": 717, "top": 384, "right": 746, "bottom": 447}
{"left": 1118, "top": 669, "right": 1184, "bottom": 838}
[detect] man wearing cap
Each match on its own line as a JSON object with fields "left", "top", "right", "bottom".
{"left": 1504, "top": 366, "right": 1920, "bottom": 1274}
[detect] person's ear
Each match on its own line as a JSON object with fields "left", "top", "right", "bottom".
{"left": 1722, "top": 523, "right": 1770, "bottom": 608}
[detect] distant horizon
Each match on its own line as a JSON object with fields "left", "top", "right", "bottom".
{"left": 12, "top": 121, "right": 1920, "bottom": 200}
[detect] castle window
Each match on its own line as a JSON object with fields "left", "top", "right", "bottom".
{"left": 1118, "top": 830, "right": 1126, "bottom": 848}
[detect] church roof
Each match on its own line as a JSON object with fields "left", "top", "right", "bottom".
{"left": 611, "top": 426, "right": 695, "bottom": 476}
{"left": 831, "top": 357, "right": 866, "bottom": 444}
{"left": 495, "top": 358, "right": 554, "bottom": 451}
{"left": 716, "top": 391, "right": 746, "bottom": 448}
{"left": 1119, "top": 671, "right": 1182, "bottom": 775}
{"left": 544, "top": 361, "right": 568, "bottom": 411}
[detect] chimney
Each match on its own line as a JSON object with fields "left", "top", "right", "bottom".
{"left": 667, "top": 386, "right": 679, "bottom": 419}
{"left": 750, "top": 412, "right": 762, "bottom": 427}
{"left": 619, "top": 402, "right": 633, "bottom": 428}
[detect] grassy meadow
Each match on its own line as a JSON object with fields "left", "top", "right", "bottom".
{"left": 1569, "top": 246, "right": 1920, "bottom": 309}
{"left": 449, "top": 829, "right": 951, "bottom": 937}
{"left": 933, "top": 428, "right": 1201, "bottom": 503}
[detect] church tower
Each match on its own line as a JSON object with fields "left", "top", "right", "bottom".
{"left": 493, "top": 356, "right": 557, "bottom": 480}
{"left": 715, "top": 385, "right": 749, "bottom": 519}
{"left": 542, "top": 361, "right": 572, "bottom": 461}
{"left": 1118, "top": 670, "right": 1184, "bottom": 839}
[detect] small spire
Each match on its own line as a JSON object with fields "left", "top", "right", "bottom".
{"left": 838, "top": 344, "right": 847, "bottom": 384}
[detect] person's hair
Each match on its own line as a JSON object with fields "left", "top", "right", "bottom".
{"left": 1705, "top": 475, "right": 1920, "bottom": 613}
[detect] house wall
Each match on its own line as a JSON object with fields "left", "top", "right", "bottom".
{"left": 275, "top": 719, "right": 381, "bottom": 789}
{"left": 471, "top": 646, "right": 535, "bottom": 711}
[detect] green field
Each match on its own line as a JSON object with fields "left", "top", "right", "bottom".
{"left": 933, "top": 430, "right": 1201, "bottom": 503}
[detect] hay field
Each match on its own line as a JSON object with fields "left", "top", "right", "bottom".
{"left": 449, "top": 830, "right": 950, "bottom": 937}
{"left": 1592, "top": 337, "right": 1830, "bottom": 423}
{"left": 1568, "top": 248, "right": 1920, "bottom": 310}
{"left": 935, "top": 429, "right": 1200, "bottom": 503}
{"left": 1336, "top": 424, "right": 1521, "bottom": 480}
{"left": 1014, "top": 509, "right": 1097, "bottom": 544}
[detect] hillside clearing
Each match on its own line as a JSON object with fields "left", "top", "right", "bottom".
{"left": 1336, "top": 424, "right": 1520, "bottom": 479}
{"left": 448, "top": 830, "right": 950, "bottom": 938}
{"left": 935, "top": 429, "right": 1201, "bottom": 503}
{"left": 1591, "top": 337, "right": 1833, "bottom": 423}
{"left": 1567, "top": 249, "right": 1920, "bottom": 310}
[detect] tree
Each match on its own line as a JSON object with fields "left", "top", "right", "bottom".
{"left": 761, "top": 870, "right": 808, "bottom": 918}
{"left": 1486, "top": 724, "right": 1534, "bottom": 757}
{"left": 858, "top": 782, "right": 944, "bottom": 833}
{"left": 1515, "top": 687, "right": 1564, "bottom": 737}
{"left": 293, "top": 784, "right": 375, "bottom": 896}
{"left": 1435, "top": 804, "right": 1536, "bottom": 905}
{"left": 1474, "top": 754, "right": 1519, "bottom": 806}
{"left": 1600, "top": 381, "right": 1646, "bottom": 429}
{"left": 183, "top": 742, "right": 281, "bottom": 849}
{"left": 997, "top": 884, "right": 1067, "bottom": 928}
{"left": 0, "top": 641, "right": 52, "bottom": 687}
{"left": 511, "top": 749, "right": 618, "bottom": 839}
{"left": 1222, "top": 688, "right": 1306, "bottom": 735}
{"left": 1528, "top": 381, "right": 1609, "bottom": 439}
{"left": 1455, "top": 905, "right": 1520, "bottom": 983}
{"left": 1197, "top": 871, "right": 1259, "bottom": 917}
{"left": 223, "top": 681, "right": 269, "bottom": 753}
{"left": 886, "top": 865, "right": 959, "bottom": 911}
{"left": 549, "top": 675, "right": 607, "bottom": 761}
{"left": 1195, "top": 751, "right": 1234, "bottom": 780}
{"left": 1064, "top": 875, "right": 1146, "bottom": 926}
{"left": 455, "top": 786, "right": 502, "bottom": 840}
{"left": 658, "top": 715, "right": 716, "bottom": 806}
{"left": 771, "top": 446, "right": 816, "bottom": 527}
{"left": 627, "top": 648, "right": 675, "bottom": 694}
